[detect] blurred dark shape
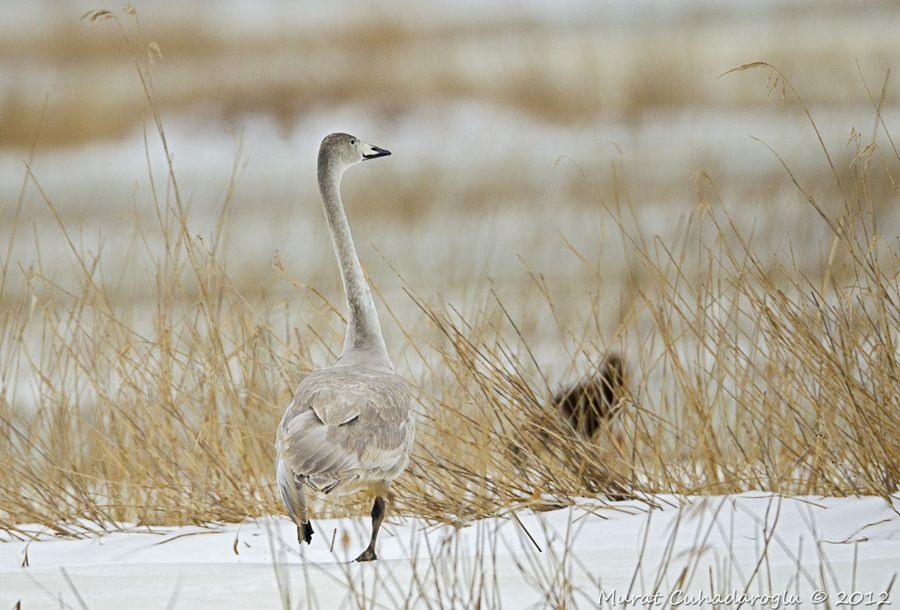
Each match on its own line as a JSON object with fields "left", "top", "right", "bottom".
{"left": 503, "top": 353, "right": 634, "bottom": 504}
{"left": 554, "top": 353, "right": 625, "bottom": 439}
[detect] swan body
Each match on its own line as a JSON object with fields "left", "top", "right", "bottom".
{"left": 276, "top": 133, "right": 414, "bottom": 562}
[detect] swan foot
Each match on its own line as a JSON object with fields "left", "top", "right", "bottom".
{"left": 353, "top": 546, "right": 377, "bottom": 562}
{"left": 298, "top": 521, "right": 314, "bottom": 545}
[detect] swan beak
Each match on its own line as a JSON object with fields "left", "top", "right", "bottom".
{"left": 363, "top": 146, "right": 391, "bottom": 160}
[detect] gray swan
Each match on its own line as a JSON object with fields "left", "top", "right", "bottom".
{"left": 276, "top": 133, "right": 415, "bottom": 562}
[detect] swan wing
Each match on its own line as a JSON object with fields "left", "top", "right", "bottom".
{"left": 277, "top": 367, "right": 413, "bottom": 492}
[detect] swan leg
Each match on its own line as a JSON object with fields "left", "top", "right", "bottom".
{"left": 354, "top": 495, "right": 385, "bottom": 562}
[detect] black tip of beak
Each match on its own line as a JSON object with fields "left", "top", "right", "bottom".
{"left": 363, "top": 146, "right": 392, "bottom": 160}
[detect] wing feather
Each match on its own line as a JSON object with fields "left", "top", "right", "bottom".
{"left": 276, "top": 366, "right": 413, "bottom": 494}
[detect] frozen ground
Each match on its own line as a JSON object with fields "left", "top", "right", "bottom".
{"left": 2, "top": 493, "right": 898, "bottom": 609}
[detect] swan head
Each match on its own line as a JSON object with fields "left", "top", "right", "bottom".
{"left": 319, "top": 133, "right": 391, "bottom": 173}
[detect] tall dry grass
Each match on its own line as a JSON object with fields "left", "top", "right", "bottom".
{"left": 0, "top": 11, "right": 898, "bottom": 541}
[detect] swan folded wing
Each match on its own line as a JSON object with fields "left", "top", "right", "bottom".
{"left": 279, "top": 409, "right": 358, "bottom": 491}
{"left": 278, "top": 369, "right": 412, "bottom": 490}
{"left": 289, "top": 369, "right": 410, "bottom": 431}
{"left": 308, "top": 385, "right": 362, "bottom": 426}
{"left": 355, "top": 391, "right": 414, "bottom": 460}
{"left": 286, "top": 368, "right": 370, "bottom": 426}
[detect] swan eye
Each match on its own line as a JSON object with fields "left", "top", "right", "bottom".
{"left": 350, "top": 139, "right": 356, "bottom": 145}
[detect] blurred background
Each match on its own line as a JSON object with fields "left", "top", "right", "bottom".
{"left": 2, "top": 1, "right": 900, "bottom": 527}
{"left": 1, "top": 0, "right": 899, "bottom": 380}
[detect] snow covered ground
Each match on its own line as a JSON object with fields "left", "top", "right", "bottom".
{"left": 2, "top": 493, "right": 898, "bottom": 609}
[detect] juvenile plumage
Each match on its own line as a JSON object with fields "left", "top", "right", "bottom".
{"left": 276, "top": 133, "right": 415, "bottom": 562}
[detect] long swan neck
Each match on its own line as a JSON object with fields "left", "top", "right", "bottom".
{"left": 318, "top": 159, "right": 392, "bottom": 369}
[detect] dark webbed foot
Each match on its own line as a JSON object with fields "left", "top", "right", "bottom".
{"left": 353, "top": 547, "right": 377, "bottom": 562}
{"left": 298, "top": 521, "right": 314, "bottom": 545}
